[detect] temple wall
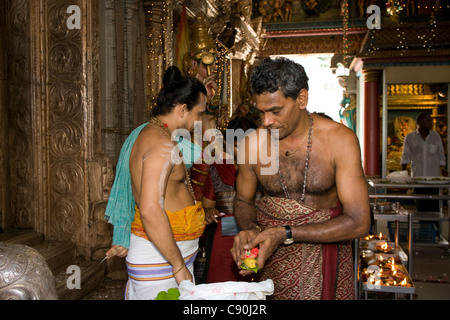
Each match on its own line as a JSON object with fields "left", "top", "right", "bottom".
{"left": 4, "top": 0, "right": 111, "bottom": 259}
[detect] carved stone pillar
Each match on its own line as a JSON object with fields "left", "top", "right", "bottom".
{"left": 0, "top": 0, "right": 9, "bottom": 231}
{"left": 7, "top": 0, "right": 102, "bottom": 258}
{"left": 144, "top": 0, "right": 173, "bottom": 112}
{"left": 362, "top": 69, "right": 381, "bottom": 177}
{"left": 100, "top": 0, "right": 149, "bottom": 161}
{"left": 7, "top": 0, "right": 34, "bottom": 230}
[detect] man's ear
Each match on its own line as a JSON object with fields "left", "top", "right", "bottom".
{"left": 177, "top": 103, "right": 188, "bottom": 118}
{"left": 297, "top": 89, "right": 309, "bottom": 110}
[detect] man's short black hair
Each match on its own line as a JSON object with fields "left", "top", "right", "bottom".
{"left": 250, "top": 57, "right": 309, "bottom": 100}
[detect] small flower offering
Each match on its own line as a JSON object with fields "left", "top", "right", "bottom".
{"left": 240, "top": 248, "right": 259, "bottom": 273}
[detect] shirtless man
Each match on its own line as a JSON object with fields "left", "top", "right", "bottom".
{"left": 105, "top": 66, "right": 207, "bottom": 299}
{"left": 231, "top": 57, "right": 371, "bottom": 300}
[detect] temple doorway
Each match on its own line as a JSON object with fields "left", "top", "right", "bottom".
{"left": 273, "top": 54, "right": 346, "bottom": 123}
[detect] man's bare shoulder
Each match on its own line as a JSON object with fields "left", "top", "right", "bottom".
{"left": 315, "top": 115, "right": 358, "bottom": 145}
{"left": 314, "top": 115, "right": 363, "bottom": 172}
{"left": 134, "top": 125, "right": 176, "bottom": 159}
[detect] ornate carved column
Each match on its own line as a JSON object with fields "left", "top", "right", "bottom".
{"left": 7, "top": 0, "right": 103, "bottom": 258}
{"left": 100, "top": 0, "right": 148, "bottom": 160}
{"left": 0, "top": 0, "right": 9, "bottom": 230}
{"left": 45, "top": 0, "right": 101, "bottom": 258}
{"left": 144, "top": 0, "right": 173, "bottom": 112}
{"left": 7, "top": 0, "right": 34, "bottom": 230}
{"left": 362, "top": 69, "right": 381, "bottom": 177}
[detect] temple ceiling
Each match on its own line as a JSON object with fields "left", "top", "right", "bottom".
{"left": 161, "top": 0, "right": 450, "bottom": 61}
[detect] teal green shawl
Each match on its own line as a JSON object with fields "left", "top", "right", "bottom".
{"left": 104, "top": 123, "right": 201, "bottom": 248}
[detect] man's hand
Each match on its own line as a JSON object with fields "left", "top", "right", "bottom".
{"left": 203, "top": 74, "right": 218, "bottom": 90}
{"left": 105, "top": 245, "right": 128, "bottom": 259}
{"left": 232, "top": 227, "right": 285, "bottom": 276}
{"left": 173, "top": 264, "right": 193, "bottom": 285}
{"left": 204, "top": 207, "right": 225, "bottom": 224}
{"left": 231, "top": 229, "right": 259, "bottom": 275}
{"left": 242, "top": 227, "right": 285, "bottom": 274}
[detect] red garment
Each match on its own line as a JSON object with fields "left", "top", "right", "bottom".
{"left": 211, "top": 162, "right": 236, "bottom": 187}
{"left": 202, "top": 172, "right": 215, "bottom": 201}
{"left": 206, "top": 216, "right": 256, "bottom": 283}
{"left": 203, "top": 164, "right": 257, "bottom": 283}
{"left": 202, "top": 163, "right": 237, "bottom": 202}
{"left": 191, "top": 162, "right": 210, "bottom": 201}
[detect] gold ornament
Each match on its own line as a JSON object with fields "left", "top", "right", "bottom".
{"left": 183, "top": 13, "right": 217, "bottom": 76}
{"left": 190, "top": 13, "right": 216, "bottom": 59}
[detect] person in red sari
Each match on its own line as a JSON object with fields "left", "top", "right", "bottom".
{"left": 202, "top": 117, "right": 258, "bottom": 283}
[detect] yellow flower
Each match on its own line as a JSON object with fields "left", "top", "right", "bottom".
{"left": 243, "top": 258, "right": 257, "bottom": 269}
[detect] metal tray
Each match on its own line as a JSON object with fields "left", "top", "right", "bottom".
{"left": 359, "top": 242, "right": 415, "bottom": 295}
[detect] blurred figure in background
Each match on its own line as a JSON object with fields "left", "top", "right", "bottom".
{"left": 202, "top": 117, "right": 259, "bottom": 283}
{"left": 401, "top": 112, "right": 447, "bottom": 212}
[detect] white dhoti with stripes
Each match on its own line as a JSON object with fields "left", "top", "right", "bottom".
{"left": 125, "top": 233, "right": 198, "bottom": 300}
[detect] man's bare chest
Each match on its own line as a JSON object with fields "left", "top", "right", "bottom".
{"left": 256, "top": 151, "right": 336, "bottom": 200}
